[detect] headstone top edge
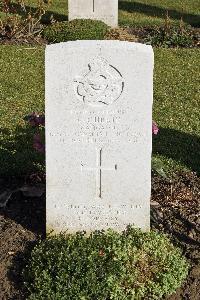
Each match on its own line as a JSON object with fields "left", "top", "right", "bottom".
{"left": 45, "top": 41, "right": 153, "bottom": 55}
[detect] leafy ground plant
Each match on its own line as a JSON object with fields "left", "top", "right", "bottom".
{"left": 142, "top": 13, "right": 198, "bottom": 48}
{"left": 23, "top": 226, "right": 189, "bottom": 300}
{"left": 144, "top": 24, "right": 198, "bottom": 48}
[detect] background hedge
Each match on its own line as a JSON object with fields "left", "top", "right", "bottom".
{"left": 43, "top": 19, "right": 109, "bottom": 43}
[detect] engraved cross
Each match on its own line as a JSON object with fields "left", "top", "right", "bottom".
{"left": 81, "top": 148, "right": 117, "bottom": 198}
{"left": 93, "top": 0, "right": 95, "bottom": 12}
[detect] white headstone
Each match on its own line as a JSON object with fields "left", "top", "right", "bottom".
{"left": 46, "top": 40, "right": 154, "bottom": 233}
{"left": 68, "top": 0, "right": 118, "bottom": 27}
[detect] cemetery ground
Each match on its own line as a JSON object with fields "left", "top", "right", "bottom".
{"left": 1, "top": 50, "right": 200, "bottom": 299}
{"left": 0, "top": 1, "right": 200, "bottom": 300}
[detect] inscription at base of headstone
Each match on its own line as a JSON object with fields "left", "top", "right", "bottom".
{"left": 68, "top": 0, "right": 118, "bottom": 27}
{"left": 46, "top": 40, "right": 154, "bottom": 233}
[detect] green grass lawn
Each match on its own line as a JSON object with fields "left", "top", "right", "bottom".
{"left": 153, "top": 49, "right": 200, "bottom": 175}
{"left": 0, "top": 46, "right": 45, "bottom": 176}
{"left": 0, "top": 46, "right": 199, "bottom": 177}
{"left": 119, "top": 0, "right": 200, "bottom": 27}
{"left": 0, "top": 0, "right": 199, "bottom": 27}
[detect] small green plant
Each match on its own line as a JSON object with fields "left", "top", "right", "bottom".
{"left": 152, "top": 156, "right": 168, "bottom": 178}
{"left": 24, "top": 226, "right": 189, "bottom": 300}
{"left": 43, "top": 19, "right": 109, "bottom": 43}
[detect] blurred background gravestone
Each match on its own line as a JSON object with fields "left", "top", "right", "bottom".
{"left": 68, "top": 0, "right": 118, "bottom": 27}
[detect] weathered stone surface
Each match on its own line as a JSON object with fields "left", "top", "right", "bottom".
{"left": 46, "top": 41, "right": 154, "bottom": 233}
{"left": 68, "top": 0, "right": 118, "bottom": 27}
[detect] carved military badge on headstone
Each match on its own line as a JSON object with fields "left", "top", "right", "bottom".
{"left": 74, "top": 57, "right": 124, "bottom": 107}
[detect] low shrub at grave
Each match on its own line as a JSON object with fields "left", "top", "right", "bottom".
{"left": 139, "top": 13, "right": 199, "bottom": 48}
{"left": 24, "top": 227, "right": 189, "bottom": 300}
{"left": 43, "top": 19, "right": 108, "bottom": 43}
{"left": 144, "top": 25, "right": 198, "bottom": 48}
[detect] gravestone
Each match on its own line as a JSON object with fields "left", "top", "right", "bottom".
{"left": 46, "top": 40, "right": 154, "bottom": 233}
{"left": 68, "top": 0, "right": 118, "bottom": 27}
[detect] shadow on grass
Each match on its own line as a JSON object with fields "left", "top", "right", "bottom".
{"left": 119, "top": 1, "right": 200, "bottom": 27}
{"left": 1, "top": 2, "right": 68, "bottom": 23}
{"left": 0, "top": 125, "right": 44, "bottom": 177}
{"left": 153, "top": 127, "right": 200, "bottom": 175}
{"left": 0, "top": 124, "right": 45, "bottom": 298}
{"left": 0, "top": 125, "right": 45, "bottom": 232}
{"left": 0, "top": 189, "right": 45, "bottom": 234}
